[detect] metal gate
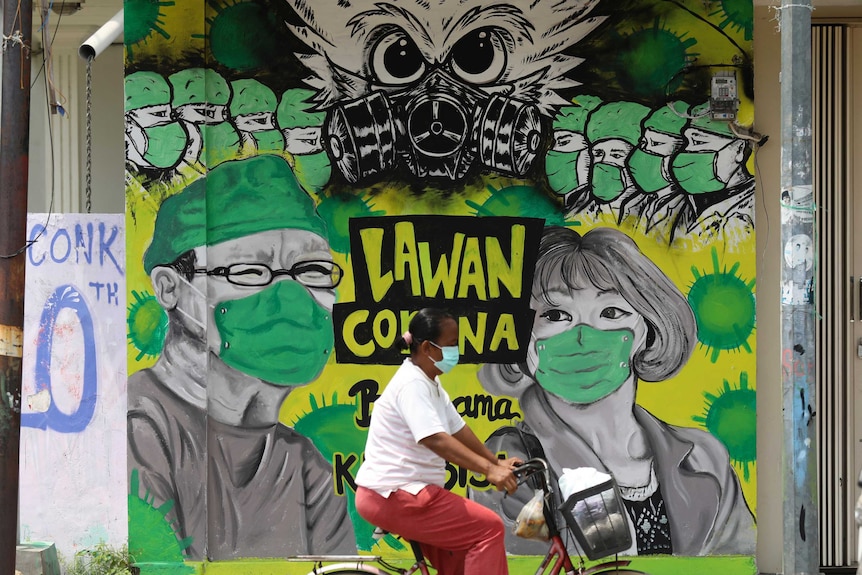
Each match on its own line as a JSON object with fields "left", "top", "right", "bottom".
{"left": 814, "top": 22, "right": 858, "bottom": 570}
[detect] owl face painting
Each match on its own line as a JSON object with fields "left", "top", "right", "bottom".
{"left": 284, "top": 0, "right": 604, "bottom": 182}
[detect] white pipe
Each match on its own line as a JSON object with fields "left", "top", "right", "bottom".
{"left": 78, "top": 9, "right": 123, "bottom": 61}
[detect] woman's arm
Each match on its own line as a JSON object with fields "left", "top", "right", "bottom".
{"left": 453, "top": 424, "right": 523, "bottom": 468}
{"left": 452, "top": 424, "right": 498, "bottom": 462}
{"left": 420, "top": 431, "right": 518, "bottom": 494}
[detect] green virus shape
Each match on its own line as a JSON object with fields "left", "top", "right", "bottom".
{"left": 316, "top": 195, "right": 385, "bottom": 255}
{"left": 207, "top": 0, "right": 286, "bottom": 71}
{"left": 128, "top": 290, "right": 168, "bottom": 361}
{"left": 128, "top": 469, "right": 195, "bottom": 574}
{"left": 692, "top": 371, "right": 756, "bottom": 480}
{"left": 713, "top": 0, "right": 754, "bottom": 41}
{"left": 466, "top": 185, "right": 569, "bottom": 227}
{"left": 687, "top": 248, "right": 756, "bottom": 363}
{"left": 292, "top": 395, "right": 405, "bottom": 553}
{"left": 615, "top": 21, "right": 698, "bottom": 99}
{"left": 124, "top": 0, "right": 174, "bottom": 56}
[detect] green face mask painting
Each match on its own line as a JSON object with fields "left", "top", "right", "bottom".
{"left": 535, "top": 325, "right": 635, "bottom": 404}
{"left": 590, "top": 163, "right": 626, "bottom": 201}
{"left": 143, "top": 123, "right": 187, "bottom": 169}
{"left": 545, "top": 149, "right": 587, "bottom": 196}
{"left": 214, "top": 280, "right": 334, "bottom": 385}
{"left": 671, "top": 151, "right": 726, "bottom": 194}
{"left": 628, "top": 148, "right": 669, "bottom": 193}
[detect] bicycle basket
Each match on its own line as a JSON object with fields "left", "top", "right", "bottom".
{"left": 559, "top": 478, "right": 632, "bottom": 561}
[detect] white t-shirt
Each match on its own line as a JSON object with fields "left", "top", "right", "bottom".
{"left": 356, "top": 358, "right": 466, "bottom": 496}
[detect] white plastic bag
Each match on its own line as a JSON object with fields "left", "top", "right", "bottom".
{"left": 513, "top": 489, "right": 549, "bottom": 541}
{"left": 558, "top": 467, "right": 611, "bottom": 501}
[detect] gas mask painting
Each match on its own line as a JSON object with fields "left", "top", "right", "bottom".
{"left": 284, "top": 0, "right": 605, "bottom": 183}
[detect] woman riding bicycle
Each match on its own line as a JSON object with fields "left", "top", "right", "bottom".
{"left": 355, "top": 308, "right": 522, "bottom": 575}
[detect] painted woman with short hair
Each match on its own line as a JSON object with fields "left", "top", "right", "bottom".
{"left": 472, "top": 226, "right": 755, "bottom": 556}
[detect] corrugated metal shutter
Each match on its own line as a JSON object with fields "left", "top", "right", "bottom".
{"left": 814, "top": 22, "right": 855, "bottom": 570}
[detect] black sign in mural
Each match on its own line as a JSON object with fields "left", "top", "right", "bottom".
{"left": 334, "top": 216, "right": 542, "bottom": 363}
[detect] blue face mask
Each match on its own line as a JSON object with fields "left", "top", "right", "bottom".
{"left": 429, "top": 341, "right": 460, "bottom": 373}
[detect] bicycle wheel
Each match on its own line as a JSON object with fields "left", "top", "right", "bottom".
{"left": 583, "top": 559, "right": 650, "bottom": 575}
{"left": 305, "top": 565, "right": 392, "bottom": 575}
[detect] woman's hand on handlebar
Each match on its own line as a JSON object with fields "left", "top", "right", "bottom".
{"left": 499, "top": 457, "right": 524, "bottom": 470}
{"left": 486, "top": 461, "right": 519, "bottom": 495}
{"left": 510, "top": 458, "right": 549, "bottom": 486}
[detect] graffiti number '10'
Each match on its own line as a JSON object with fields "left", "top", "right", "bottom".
{"left": 21, "top": 284, "right": 97, "bottom": 432}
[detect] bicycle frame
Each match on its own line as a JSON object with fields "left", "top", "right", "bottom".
{"left": 288, "top": 556, "right": 430, "bottom": 575}
{"left": 534, "top": 532, "right": 576, "bottom": 575}
{"left": 289, "top": 538, "right": 433, "bottom": 575}
{"left": 514, "top": 458, "right": 578, "bottom": 575}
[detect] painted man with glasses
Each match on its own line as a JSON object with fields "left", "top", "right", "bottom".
{"left": 128, "top": 154, "right": 355, "bottom": 560}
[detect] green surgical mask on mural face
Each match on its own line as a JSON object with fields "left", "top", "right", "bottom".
{"left": 671, "top": 151, "right": 726, "bottom": 194}
{"left": 143, "top": 123, "right": 188, "bottom": 169}
{"left": 214, "top": 280, "right": 334, "bottom": 385}
{"left": 590, "top": 163, "right": 626, "bottom": 201}
{"left": 202, "top": 123, "right": 242, "bottom": 165}
{"left": 535, "top": 325, "right": 634, "bottom": 404}
{"left": 545, "top": 150, "right": 587, "bottom": 196}
{"left": 628, "top": 148, "right": 669, "bottom": 193}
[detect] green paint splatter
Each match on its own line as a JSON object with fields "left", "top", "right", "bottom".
{"left": 128, "top": 469, "right": 195, "bottom": 573}
{"left": 315, "top": 195, "right": 385, "bottom": 255}
{"left": 692, "top": 372, "right": 756, "bottom": 480}
{"left": 208, "top": 1, "right": 284, "bottom": 71}
{"left": 714, "top": 0, "right": 754, "bottom": 41}
{"left": 124, "top": 0, "right": 174, "bottom": 53}
{"left": 292, "top": 396, "right": 404, "bottom": 553}
{"left": 128, "top": 291, "right": 168, "bottom": 361}
{"left": 687, "top": 248, "right": 755, "bottom": 362}
{"left": 616, "top": 22, "right": 698, "bottom": 99}
{"left": 466, "top": 185, "right": 568, "bottom": 227}
{"left": 292, "top": 397, "right": 366, "bottom": 458}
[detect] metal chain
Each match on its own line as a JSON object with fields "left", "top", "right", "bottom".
{"left": 85, "top": 55, "right": 93, "bottom": 213}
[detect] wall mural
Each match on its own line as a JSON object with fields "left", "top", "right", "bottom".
{"left": 125, "top": 0, "right": 757, "bottom": 572}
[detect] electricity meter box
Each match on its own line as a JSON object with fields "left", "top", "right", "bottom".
{"left": 710, "top": 71, "right": 739, "bottom": 121}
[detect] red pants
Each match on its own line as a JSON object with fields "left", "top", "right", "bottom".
{"left": 356, "top": 485, "right": 508, "bottom": 575}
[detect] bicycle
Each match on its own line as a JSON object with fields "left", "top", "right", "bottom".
{"left": 288, "top": 458, "right": 646, "bottom": 575}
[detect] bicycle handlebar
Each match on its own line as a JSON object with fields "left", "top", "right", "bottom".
{"left": 512, "top": 457, "right": 554, "bottom": 494}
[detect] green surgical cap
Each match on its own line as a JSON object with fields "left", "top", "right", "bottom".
{"left": 586, "top": 101, "right": 650, "bottom": 145}
{"left": 277, "top": 88, "right": 325, "bottom": 129}
{"left": 169, "top": 68, "right": 205, "bottom": 108}
{"left": 230, "top": 79, "right": 277, "bottom": 116}
{"left": 688, "top": 102, "right": 735, "bottom": 137}
{"left": 206, "top": 69, "right": 231, "bottom": 106}
{"left": 643, "top": 102, "right": 688, "bottom": 136}
{"left": 143, "top": 155, "right": 328, "bottom": 274}
{"left": 125, "top": 71, "right": 171, "bottom": 111}
{"left": 552, "top": 95, "right": 602, "bottom": 132}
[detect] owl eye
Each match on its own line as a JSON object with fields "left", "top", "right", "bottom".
{"left": 450, "top": 28, "right": 506, "bottom": 85}
{"left": 370, "top": 31, "right": 427, "bottom": 85}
